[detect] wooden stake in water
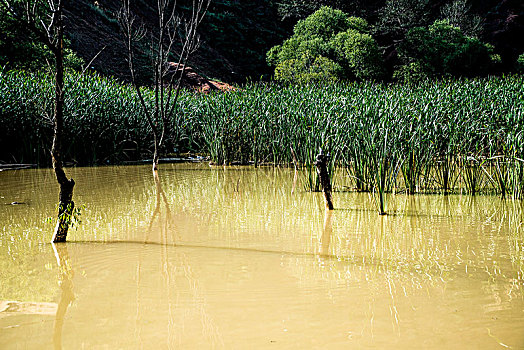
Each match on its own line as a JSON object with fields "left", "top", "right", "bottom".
{"left": 315, "top": 151, "right": 334, "bottom": 210}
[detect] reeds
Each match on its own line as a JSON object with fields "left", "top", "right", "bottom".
{"left": 1, "top": 69, "right": 523, "bottom": 205}
{"left": 189, "top": 76, "right": 523, "bottom": 204}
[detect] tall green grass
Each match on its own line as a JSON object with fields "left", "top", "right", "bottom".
{"left": 1, "top": 69, "right": 523, "bottom": 205}
{"left": 0, "top": 69, "right": 203, "bottom": 165}
{"left": 187, "top": 76, "right": 523, "bottom": 209}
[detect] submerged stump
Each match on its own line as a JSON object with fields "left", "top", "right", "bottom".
{"left": 314, "top": 152, "right": 334, "bottom": 210}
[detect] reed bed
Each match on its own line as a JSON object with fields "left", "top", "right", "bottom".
{"left": 1, "top": 69, "right": 523, "bottom": 205}
{"left": 188, "top": 76, "right": 524, "bottom": 210}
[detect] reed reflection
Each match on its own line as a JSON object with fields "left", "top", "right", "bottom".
{"left": 135, "top": 171, "right": 224, "bottom": 348}
{"left": 52, "top": 243, "right": 74, "bottom": 350}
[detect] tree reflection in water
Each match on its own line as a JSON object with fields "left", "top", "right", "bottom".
{"left": 52, "top": 243, "right": 74, "bottom": 350}
{"left": 321, "top": 210, "right": 333, "bottom": 256}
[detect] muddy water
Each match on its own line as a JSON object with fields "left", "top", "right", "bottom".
{"left": 0, "top": 164, "right": 523, "bottom": 349}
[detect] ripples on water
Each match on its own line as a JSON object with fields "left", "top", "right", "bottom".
{"left": 0, "top": 164, "right": 523, "bottom": 349}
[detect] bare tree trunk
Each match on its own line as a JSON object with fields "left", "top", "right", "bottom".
{"left": 119, "top": 0, "right": 209, "bottom": 172}
{"left": 50, "top": 4, "right": 75, "bottom": 243}
{"left": 1, "top": 0, "right": 76, "bottom": 241}
{"left": 52, "top": 168, "right": 75, "bottom": 242}
{"left": 315, "top": 152, "right": 334, "bottom": 210}
{"left": 152, "top": 133, "right": 159, "bottom": 171}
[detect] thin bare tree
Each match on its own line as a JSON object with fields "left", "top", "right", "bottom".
{"left": 1, "top": 0, "right": 75, "bottom": 242}
{"left": 118, "top": 0, "right": 210, "bottom": 172}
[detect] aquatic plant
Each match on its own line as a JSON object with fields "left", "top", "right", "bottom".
{"left": 1, "top": 69, "right": 523, "bottom": 206}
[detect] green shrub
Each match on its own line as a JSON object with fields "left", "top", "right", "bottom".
{"left": 517, "top": 53, "right": 524, "bottom": 73}
{"left": 267, "top": 6, "right": 384, "bottom": 83}
{"left": 398, "top": 19, "right": 493, "bottom": 78}
{"left": 332, "top": 30, "right": 384, "bottom": 80}
{"left": 292, "top": 6, "right": 352, "bottom": 38}
{"left": 274, "top": 54, "right": 342, "bottom": 84}
{"left": 393, "top": 62, "right": 431, "bottom": 83}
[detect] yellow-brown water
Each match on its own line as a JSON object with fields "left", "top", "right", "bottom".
{"left": 1, "top": 164, "right": 523, "bottom": 349}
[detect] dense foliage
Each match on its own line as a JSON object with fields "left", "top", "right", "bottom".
{"left": 267, "top": 7, "right": 384, "bottom": 83}
{"left": 518, "top": 53, "right": 524, "bottom": 73}
{"left": 0, "top": 70, "right": 149, "bottom": 165}
{"left": 2, "top": 70, "right": 524, "bottom": 205}
{"left": 268, "top": 5, "right": 504, "bottom": 83}
{"left": 1, "top": 0, "right": 522, "bottom": 81}
{"left": 0, "top": 2, "right": 84, "bottom": 71}
{"left": 395, "top": 19, "right": 497, "bottom": 81}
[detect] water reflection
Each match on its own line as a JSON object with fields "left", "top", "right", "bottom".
{"left": 134, "top": 171, "right": 225, "bottom": 349}
{"left": 0, "top": 164, "right": 523, "bottom": 348}
{"left": 320, "top": 210, "right": 332, "bottom": 256}
{"left": 52, "top": 243, "right": 74, "bottom": 350}
{"left": 145, "top": 171, "right": 172, "bottom": 244}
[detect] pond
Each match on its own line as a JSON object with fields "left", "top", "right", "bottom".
{"left": 1, "top": 164, "right": 523, "bottom": 349}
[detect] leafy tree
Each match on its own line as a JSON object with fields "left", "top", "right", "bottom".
{"left": 376, "top": 0, "right": 430, "bottom": 39}
{"left": 331, "top": 29, "right": 384, "bottom": 80}
{"left": 396, "top": 20, "right": 495, "bottom": 81}
{"left": 0, "top": 4, "right": 83, "bottom": 71}
{"left": 267, "top": 6, "right": 384, "bottom": 83}
{"left": 517, "top": 53, "right": 524, "bottom": 74}
{"left": 274, "top": 53, "right": 341, "bottom": 84}
{"left": 275, "top": 0, "right": 375, "bottom": 20}
{"left": 440, "top": 0, "right": 483, "bottom": 38}
{"left": 293, "top": 5, "right": 356, "bottom": 38}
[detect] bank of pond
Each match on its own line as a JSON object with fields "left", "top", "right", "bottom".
{"left": 1, "top": 70, "right": 523, "bottom": 205}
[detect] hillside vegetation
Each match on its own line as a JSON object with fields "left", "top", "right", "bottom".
{"left": 1, "top": 0, "right": 522, "bottom": 82}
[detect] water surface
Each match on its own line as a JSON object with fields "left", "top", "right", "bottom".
{"left": 1, "top": 164, "right": 523, "bottom": 349}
